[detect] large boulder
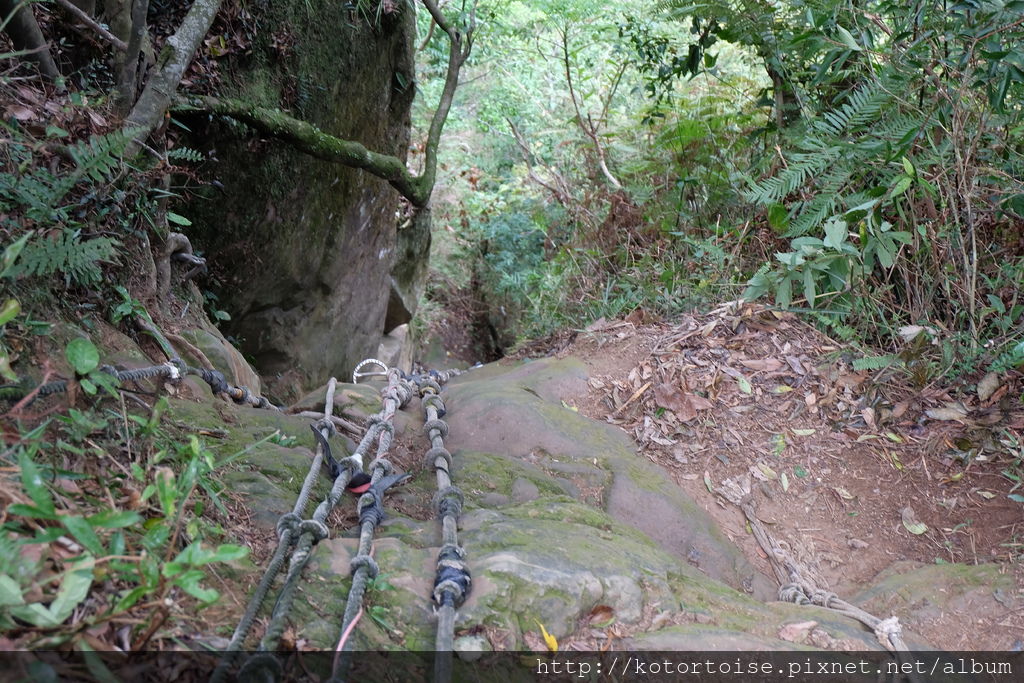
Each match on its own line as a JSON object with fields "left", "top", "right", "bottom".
{"left": 186, "top": 1, "right": 417, "bottom": 402}
{"left": 190, "top": 357, "right": 1006, "bottom": 653}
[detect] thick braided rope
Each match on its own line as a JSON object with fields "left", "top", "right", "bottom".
{"left": 736, "top": 500, "right": 913, "bottom": 660}
{"left": 211, "top": 379, "right": 339, "bottom": 683}
{"left": 415, "top": 373, "right": 470, "bottom": 683}
{"left": 323, "top": 370, "right": 411, "bottom": 679}
{"left": 251, "top": 388, "right": 404, "bottom": 659}
{"left": 329, "top": 369, "right": 415, "bottom": 682}
{"left": 0, "top": 358, "right": 278, "bottom": 410}
{"left": 211, "top": 378, "right": 339, "bottom": 683}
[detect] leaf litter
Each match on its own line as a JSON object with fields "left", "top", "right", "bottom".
{"left": 551, "top": 301, "right": 1024, "bottom": 649}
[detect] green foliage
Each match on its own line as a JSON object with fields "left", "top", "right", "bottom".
{"left": 65, "top": 338, "right": 100, "bottom": 375}
{"left": 166, "top": 147, "right": 206, "bottom": 163}
{"left": 2, "top": 404, "right": 257, "bottom": 640}
{"left": 10, "top": 230, "right": 118, "bottom": 286}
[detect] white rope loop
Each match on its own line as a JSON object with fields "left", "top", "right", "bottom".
{"left": 352, "top": 358, "right": 389, "bottom": 384}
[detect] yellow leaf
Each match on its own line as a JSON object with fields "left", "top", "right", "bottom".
{"left": 535, "top": 620, "right": 558, "bottom": 652}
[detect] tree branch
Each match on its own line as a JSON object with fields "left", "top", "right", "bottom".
{"left": 124, "top": 0, "right": 223, "bottom": 144}
{"left": 54, "top": 0, "right": 127, "bottom": 50}
{"left": 173, "top": 95, "right": 430, "bottom": 204}
{"left": 173, "top": 0, "right": 476, "bottom": 208}
{"left": 416, "top": 0, "right": 474, "bottom": 203}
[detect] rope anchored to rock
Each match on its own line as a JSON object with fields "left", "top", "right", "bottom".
{"left": 412, "top": 368, "right": 470, "bottom": 683}
{"left": 0, "top": 358, "right": 277, "bottom": 409}
{"left": 328, "top": 366, "right": 417, "bottom": 682}
{"left": 211, "top": 378, "right": 350, "bottom": 683}
{"left": 716, "top": 477, "right": 921, "bottom": 682}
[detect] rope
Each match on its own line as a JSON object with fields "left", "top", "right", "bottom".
{"left": 732, "top": 498, "right": 921, "bottom": 681}
{"left": 0, "top": 358, "right": 279, "bottom": 410}
{"left": 329, "top": 368, "right": 416, "bottom": 683}
{"left": 211, "top": 379, "right": 340, "bottom": 683}
{"left": 415, "top": 372, "right": 470, "bottom": 683}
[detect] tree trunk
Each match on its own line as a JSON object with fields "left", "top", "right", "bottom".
{"left": 124, "top": 0, "right": 223, "bottom": 143}
{"left": 0, "top": 0, "right": 59, "bottom": 80}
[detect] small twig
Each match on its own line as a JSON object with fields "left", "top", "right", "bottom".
{"left": 53, "top": 0, "right": 128, "bottom": 50}
{"left": 166, "top": 331, "right": 214, "bottom": 371}
{"left": 295, "top": 411, "right": 361, "bottom": 436}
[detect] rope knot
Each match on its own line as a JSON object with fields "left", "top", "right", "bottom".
{"left": 873, "top": 615, "right": 902, "bottom": 650}
{"left": 313, "top": 417, "right": 337, "bottom": 439}
{"left": 779, "top": 583, "right": 810, "bottom": 605}
{"left": 368, "top": 457, "right": 394, "bottom": 476}
{"left": 434, "top": 485, "right": 464, "bottom": 520}
{"left": 299, "top": 519, "right": 330, "bottom": 543}
{"left": 810, "top": 589, "right": 838, "bottom": 608}
{"left": 237, "top": 653, "right": 282, "bottom": 683}
{"left": 423, "top": 446, "right": 453, "bottom": 471}
{"left": 422, "top": 393, "right": 446, "bottom": 417}
{"left": 275, "top": 512, "right": 302, "bottom": 541}
{"left": 423, "top": 418, "right": 450, "bottom": 439}
{"left": 350, "top": 554, "right": 380, "bottom": 579}
{"left": 420, "top": 378, "right": 443, "bottom": 395}
{"left": 236, "top": 386, "right": 253, "bottom": 405}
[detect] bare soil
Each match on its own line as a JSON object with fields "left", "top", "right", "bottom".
{"left": 525, "top": 303, "right": 1024, "bottom": 650}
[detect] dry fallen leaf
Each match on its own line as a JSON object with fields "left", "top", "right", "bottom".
{"left": 900, "top": 506, "right": 928, "bottom": 535}
{"left": 833, "top": 487, "right": 855, "bottom": 500}
{"left": 653, "top": 383, "right": 712, "bottom": 422}
{"left": 925, "top": 402, "right": 969, "bottom": 422}
{"left": 5, "top": 105, "right": 35, "bottom": 121}
{"left": 740, "top": 358, "right": 784, "bottom": 372}
{"left": 588, "top": 605, "right": 616, "bottom": 628}
{"left": 977, "top": 372, "right": 1000, "bottom": 402}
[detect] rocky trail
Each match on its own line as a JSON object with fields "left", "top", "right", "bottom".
{"left": 159, "top": 302, "right": 1024, "bottom": 657}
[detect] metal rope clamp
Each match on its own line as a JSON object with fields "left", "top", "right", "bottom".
{"left": 352, "top": 358, "right": 389, "bottom": 384}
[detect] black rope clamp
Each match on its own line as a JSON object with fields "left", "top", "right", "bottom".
{"left": 434, "top": 485, "right": 464, "bottom": 520}
{"left": 433, "top": 544, "right": 471, "bottom": 607}
{"left": 423, "top": 418, "right": 449, "bottom": 439}
{"left": 200, "top": 367, "right": 230, "bottom": 395}
{"left": 357, "top": 490, "right": 386, "bottom": 528}
{"left": 422, "top": 446, "right": 453, "bottom": 471}
{"left": 310, "top": 423, "right": 340, "bottom": 479}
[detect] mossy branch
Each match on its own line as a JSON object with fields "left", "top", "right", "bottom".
{"left": 174, "top": 95, "right": 431, "bottom": 205}
{"left": 173, "top": 0, "right": 475, "bottom": 208}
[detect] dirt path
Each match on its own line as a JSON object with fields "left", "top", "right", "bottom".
{"left": 516, "top": 303, "right": 1024, "bottom": 649}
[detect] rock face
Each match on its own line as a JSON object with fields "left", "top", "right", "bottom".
{"left": 187, "top": 1, "right": 416, "bottom": 401}
{"left": 175, "top": 356, "right": 1010, "bottom": 654}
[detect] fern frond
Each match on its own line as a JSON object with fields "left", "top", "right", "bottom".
{"left": 68, "top": 129, "right": 135, "bottom": 184}
{"left": 12, "top": 230, "right": 119, "bottom": 286}
{"left": 167, "top": 147, "right": 205, "bottom": 163}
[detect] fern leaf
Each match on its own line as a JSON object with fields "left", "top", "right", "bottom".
{"left": 68, "top": 129, "right": 135, "bottom": 184}
{"left": 11, "top": 230, "right": 119, "bottom": 286}
{"left": 167, "top": 147, "right": 205, "bottom": 163}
